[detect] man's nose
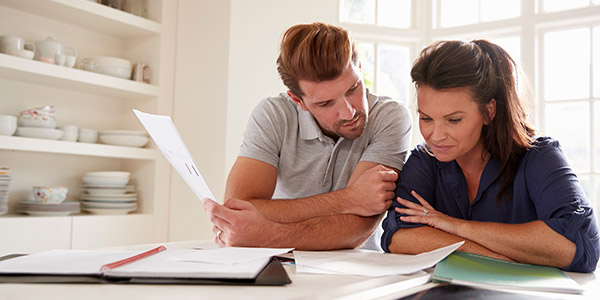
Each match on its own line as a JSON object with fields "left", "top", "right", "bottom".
{"left": 338, "top": 98, "right": 356, "bottom": 120}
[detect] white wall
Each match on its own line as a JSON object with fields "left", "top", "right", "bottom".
{"left": 225, "top": 0, "right": 339, "bottom": 171}
{"left": 170, "top": 0, "right": 340, "bottom": 240}
{"left": 169, "top": 0, "right": 231, "bottom": 241}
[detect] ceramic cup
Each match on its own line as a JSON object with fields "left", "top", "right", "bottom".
{"left": 32, "top": 186, "right": 68, "bottom": 204}
{"left": 78, "top": 127, "right": 98, "bottom": 143}
{"left": 59, "top": 125, "right": 79, "bottom": 142}
{"left": 0, "top": 115, "right": 17, "bottom": 136}
{"left": 0, "top": 36, "right": 35, "bottom": 57}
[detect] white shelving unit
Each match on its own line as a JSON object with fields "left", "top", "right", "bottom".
{"left": 0, "top": 0, "right": 174, "bottom": 255}
{"left": 0, "top": 53, "right": 159, "bottom": 99}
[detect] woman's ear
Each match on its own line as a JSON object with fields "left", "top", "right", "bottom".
{"left": 485, "top": 99, "right": 496, "bottom": 124}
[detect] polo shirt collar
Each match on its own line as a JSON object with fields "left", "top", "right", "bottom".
{"left": 296, "top": 90, "right": 378, "bottom": 142}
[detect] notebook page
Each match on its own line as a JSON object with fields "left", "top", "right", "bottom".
{"left": 0, "top": 250, "right": 142, "bottom": 275}
{"left": 103, "top": 249, "right": 270, "bottom": 279}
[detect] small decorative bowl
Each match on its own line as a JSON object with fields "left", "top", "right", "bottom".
{"left": 32, "top": 186, "right": 68, "bottom": 204}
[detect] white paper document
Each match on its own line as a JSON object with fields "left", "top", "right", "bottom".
{"left": 294, "top": 241, "right": 464, "bottom": 277}
{"left": 170, "top": 247, "right": 294, "bottom": 265}
{"left": 133, "top": 109, "right": 216, "bottom": 202}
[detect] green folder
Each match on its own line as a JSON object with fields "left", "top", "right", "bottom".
{"left": 432, "top": 251, "right": 583, "bottom": 294}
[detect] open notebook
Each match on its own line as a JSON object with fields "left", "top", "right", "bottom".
{"left": 0, "top": 246, "right": 292, "bottom": 285}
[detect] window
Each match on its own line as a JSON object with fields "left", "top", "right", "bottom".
{"left": 340, "top": 0, "right": 415, "bottom": 105}
{"left": 434, "top": 0, "right": 520, "bottom": 28}
{"left": 340, "top": 0, "right": 600, "bottom": 219}
{"left": 340, "top": 0, "right": 412, "bottom": 28}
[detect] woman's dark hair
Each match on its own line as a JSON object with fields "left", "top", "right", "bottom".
{"left": 411, "top": 40, "right": 536, "bottom": 202}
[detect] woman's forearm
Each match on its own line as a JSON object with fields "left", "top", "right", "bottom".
{"left": 388, "top": 226, "right": 513, "bottom": 261}
{"left": 457, "top": 220, "right": 576, "bottom": 268}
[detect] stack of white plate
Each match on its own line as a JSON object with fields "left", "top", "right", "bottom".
{"left": 80, "top": 56, "right": 132, "bottom": 79}
{"left": 16, "top": 201, "right": 80, "bottom": 216}
{"left": 81, "top": 171, "right": 137, "bottom": 215}
{"left": 0, "top": 167, "right": 10, "bottom": 215}
{"left": 99, "top": 130, "right": 149, "bottom": 148}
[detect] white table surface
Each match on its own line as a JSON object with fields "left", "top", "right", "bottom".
{"left": 0, "top": 240, "right": 597, "bottom": 300}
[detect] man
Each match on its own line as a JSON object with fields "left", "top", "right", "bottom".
{"left": 203, "top": 22, "right": 412, "bottom": 250}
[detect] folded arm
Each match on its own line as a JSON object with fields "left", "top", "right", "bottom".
{"left": 225, "top": 157, "right": 398, "bottom": 222}
{"left": 392, "top": 193, "right": 575, "bottom": 268}
{"left": 204, "top": 157, "right": 398, "bottom": 249}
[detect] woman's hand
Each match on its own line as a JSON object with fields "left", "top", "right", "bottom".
{"left": 395, "top": 190, "right": 465, "bottom": 236}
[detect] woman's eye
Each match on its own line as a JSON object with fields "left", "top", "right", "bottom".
{"left": 420, "top": 117, "right": 432, "bottom": 122}
{"left": 449, "top": 118, "right": 462, "bottom": 124}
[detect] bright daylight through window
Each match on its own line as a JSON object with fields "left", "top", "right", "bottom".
{"left": 340, "top": 0, "right": 600, "bottom": 219}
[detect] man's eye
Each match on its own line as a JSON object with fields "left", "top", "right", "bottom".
{"left": 346, "top": 83, "right": 359, "bottom": 95}
{"left": 319, "top": 101, "right": 332, "bottom": 107}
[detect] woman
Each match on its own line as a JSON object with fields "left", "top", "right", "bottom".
{"left": 381, "top": 39, "right": 599, "bottom": 272}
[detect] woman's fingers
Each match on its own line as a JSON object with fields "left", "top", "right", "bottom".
{"left": 410, "top": 190, "right": 435, "bottom": 210}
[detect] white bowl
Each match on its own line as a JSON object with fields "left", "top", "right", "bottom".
{"left": 80, "top": 56, "right": 132, "bottom": 79}
{"left": 84, "top": 171, "right": 130, "bottom": 178}
{"left": 100, "top": 134, "right": 149, "bottom": 147}
{"left": 32, "top": 186, "right": 68, "bottom": 204}
{"left": 15, "top": 127, "right": 63, "bottom": 140}
{"left": 82, "top": 176, "right": 129, "bottom": 186}
{"left": 78, "top": 127, "right": 98, "bottom": 143}
{"left": 18, "top": 116, "right": 56, "bottom": 128}
{"left": 85, "top": 56, "right": 131, "bottom": 67}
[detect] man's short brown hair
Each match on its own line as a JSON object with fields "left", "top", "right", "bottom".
{"left": 277, "top": 22, "right": 357, "bottom": 98}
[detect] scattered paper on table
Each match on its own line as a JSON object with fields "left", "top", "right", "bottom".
{"left": 294, "top": 241, "right": 464, "bottom": 277}
{"left": 170, "top": 247, "right": 294, "bottom": 265}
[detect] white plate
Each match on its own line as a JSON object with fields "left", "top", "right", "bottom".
{"left": 82, "top": 176, "right": 129, "bottom": 186}
{"left": 99, "top": 134, "right": 149, "bottom": 148}
{"left": 16, "top": 127, "right": 63, "bottom": 140}
{"left": 80, "top": 195, "right": 137, "bottom": 202}
{"left": 81, "top": 193, "right": 136, "bottom": 199}
{"left": 100, "top": 130, "right": 147, "bottom": 137}
{"left": 19, "top": 210, "right": 78, "bottom": 216}
{"left": 83, "top": 207, "right": 136, "bottom": 215}
{"left": 82, "top": 184, "right": 134, "bottom": 189}
{"left": 83, "top": 188, "right": 130, "bottom": 195}
{"left": 84, "top": 171, "right": 131, "bottom": 178}
{"left": 81, "top": 202, "right": 137, "bottom": 209}
{"left": 81, "top": 199, "right": 136, "bottom": 204}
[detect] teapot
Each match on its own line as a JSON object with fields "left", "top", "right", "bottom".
{"left": 34, "top": 37, "right": 77, "bottom": 65}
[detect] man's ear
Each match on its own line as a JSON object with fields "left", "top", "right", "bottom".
{"left": 288, "top": 91, "right": 309, "bottom": 111}
{"left": 485, "top": 99, "right": 496, "bottom": 124}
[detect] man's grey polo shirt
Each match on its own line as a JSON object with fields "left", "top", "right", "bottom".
{"left": 239, "top": 91, "right": 412, "bottom": 199}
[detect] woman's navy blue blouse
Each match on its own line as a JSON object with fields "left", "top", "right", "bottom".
{"left": 381, "top": 137, "right": 599, "bottom": 272}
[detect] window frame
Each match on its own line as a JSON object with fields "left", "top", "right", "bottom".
{"left": 339, "top": 0, "right": 600, "bottom": 216}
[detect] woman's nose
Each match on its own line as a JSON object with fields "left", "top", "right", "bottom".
{"left": 430, "top": 123, "right": 447, "bottom": 142}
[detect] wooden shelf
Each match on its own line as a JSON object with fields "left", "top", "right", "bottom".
{"left": 0, "top": 0, "right": 161, "bottom": 39}
{"left": 0, "top": 135, "right": 160, "bottom": 160}
{"left": 0, "top": 54, "right": 159, "bottom": 99}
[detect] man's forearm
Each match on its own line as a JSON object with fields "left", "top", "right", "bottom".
{"left": 243, "top": 189, "right": 352, "bottom": 223}
{"left": 267, "top": 214, "right": 381, "bottom": 250}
